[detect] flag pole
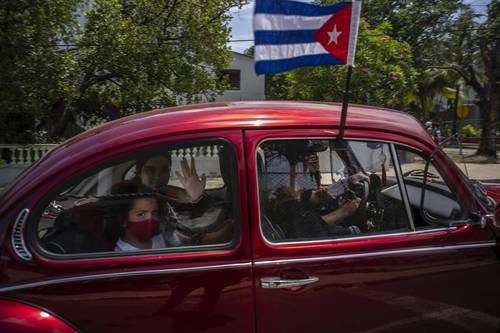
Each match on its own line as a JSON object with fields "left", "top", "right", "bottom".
{"left": 338, "top": 65, "right": 353, "bottom": 141}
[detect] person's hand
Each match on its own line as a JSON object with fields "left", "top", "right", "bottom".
{"left": 175, "top": 157, "right": 206, "bottom": 202}
{"left": 309, "top": 188, "right": 330, "bottom": 205}
{"left": 321, "top": 196, "right": 361, "bottom": 225}
{"left": 348, "top": 172, "right": 369, "bottom": 191}
{"left": 339, "top": 197, "right": 361, "bottom": 219}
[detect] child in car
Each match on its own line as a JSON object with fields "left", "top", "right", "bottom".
{"left": 108, "top": 180, "right": 167, "bottom": 251}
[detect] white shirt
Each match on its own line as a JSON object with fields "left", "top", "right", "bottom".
{"left": 114, "top": 234, "right": 166, "bottom": 252}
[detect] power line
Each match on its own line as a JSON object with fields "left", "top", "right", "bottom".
{"left": 16, "top": 26, "right": 491, "bottom": 48}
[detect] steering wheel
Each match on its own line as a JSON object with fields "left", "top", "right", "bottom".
{"left": 355, "top": 179, "right": 370, "bottom": 213}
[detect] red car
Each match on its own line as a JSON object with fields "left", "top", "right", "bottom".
{"left": 0, "top": 102, "right": 499, "bottom": 333}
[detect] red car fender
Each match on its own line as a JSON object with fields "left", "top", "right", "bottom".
{"left": 483, "top": 183, "right": 500, "bottom": 239}
{"left": 0, "top": 299, "right": 78, "bottom": 333}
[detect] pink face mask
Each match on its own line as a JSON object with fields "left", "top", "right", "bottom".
{"left": 126, "top": 218, "right": 160, "bottom": 242}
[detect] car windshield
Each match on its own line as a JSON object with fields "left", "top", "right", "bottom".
{"left": 439, "top": 148, "right": 496, "bottom": 211}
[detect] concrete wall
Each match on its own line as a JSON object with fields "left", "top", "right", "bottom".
{"left": 215, "top": 52, "right": 265, "bottom": 101}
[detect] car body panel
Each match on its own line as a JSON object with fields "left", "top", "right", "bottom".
{"left": 0, "top": 299, "right": 77, "bottom": 333}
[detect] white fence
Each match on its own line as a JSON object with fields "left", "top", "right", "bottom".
{"left": 0, "top": 144, "right": 58, "bottom": 164}
{"left": 0, "top": 144, "right": 222, "bottom": 165}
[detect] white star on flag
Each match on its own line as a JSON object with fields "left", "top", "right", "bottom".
{"left": 327, "top": 25, "right": 342, "bottom": 45}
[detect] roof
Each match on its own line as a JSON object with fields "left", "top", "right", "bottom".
{"left": 231, "top": 51, "right": 253, "bottom": 59}
{"left": 68, "top": 101, "right": 429, "bottom": 144}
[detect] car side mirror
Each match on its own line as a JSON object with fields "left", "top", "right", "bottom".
{"left": 419, "top": 157, "right": 487, "bottom": 228}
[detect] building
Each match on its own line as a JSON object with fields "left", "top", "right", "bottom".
{"left": 215, "top": 52, "right": 265, "bottom": 102}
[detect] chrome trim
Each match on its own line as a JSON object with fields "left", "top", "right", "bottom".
{"left": 254, "top": 242, "right": 497, "bottom": 267}
{"left": 11, "top": 209, "right": 32, "bottom": 261}
{"left": 0, "top": 262, "right": 252, "bottom": 293}
{"left": 261, "top": 227, "right": 457, "bottom": 246}
{"left": 485, "top": 212, "right": 498, "bottom": 228}
{"left": 261, "top": 276, "right": 319, "bottom": 289}
{"left": 390, "top": 143, "right": 416, "bottom": 230}
{"left": 255, "top": 137, "right": 424, "bottom": 246}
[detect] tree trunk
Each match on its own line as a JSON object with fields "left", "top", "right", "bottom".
{"left": 476, "top": 35, "right": 500, "bottom": 158}
{"left": 47, "top": 99, "right": 73, "bottom": 139}
{"left": 476, "top": 98, "right": 497, "bottom": 157}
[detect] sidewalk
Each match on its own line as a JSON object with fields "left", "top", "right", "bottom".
{"left": 443, "top": 147, "right": 500, "bottom": 183}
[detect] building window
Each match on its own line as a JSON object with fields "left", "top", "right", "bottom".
{"left": 221, "top": 69, "right": 241, "bottom": 90}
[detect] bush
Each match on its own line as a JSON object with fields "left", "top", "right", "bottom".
{"left": 460, "top": 124, "right": 482, "bottom": 137}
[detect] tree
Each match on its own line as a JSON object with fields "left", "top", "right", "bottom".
{"left": 360, "top": 0, "right": 465, "bottom": 68}
{"left": 442, "top": 1, "right": 499, "bottom": 157}
{"left": 268, "top": 21, "right": 417, "bottom": 109}
{"left": 0, "top": 0, "right": 80, "bottom": 143}
{"left": 0, "top": 0, "right": 246, "bottom": 143}
{"left": 358, "top": 0, "right": 498, "bottom": 156}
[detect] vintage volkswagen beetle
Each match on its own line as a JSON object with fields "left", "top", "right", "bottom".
{"left": 0, "top": 102, "right": 499, "bottom": 333}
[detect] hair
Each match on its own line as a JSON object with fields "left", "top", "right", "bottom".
{"left": 136, "top": 153, "right": 172, "bottom": 176}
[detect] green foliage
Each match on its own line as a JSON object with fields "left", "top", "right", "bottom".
{"left": 359, "top": 0, "right": 465, "bottom": 68}
{"left": 0, "top": 0, "right": 246, "bottom": 143}
{"left": 0, "top": 0, "right": 80, "bottom": 143}
{"left": 268, "top": 21, "right": 417, "bottom": 109}
{"left": 460, "top": 124, "right": 482, "bottom": 138}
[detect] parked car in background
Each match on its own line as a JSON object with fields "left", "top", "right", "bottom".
{"left": 0, "top": 102, "right": 499, "bottom": 333}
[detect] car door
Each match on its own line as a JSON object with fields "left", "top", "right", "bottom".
{"left": 2, "top": 131, "right": 254, "bottom": 333}
{"left": 246, "top": 129, "right": 500, "bottom": 333}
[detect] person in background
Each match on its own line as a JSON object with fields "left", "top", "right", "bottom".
{"left": 432, "top": 122, "right": 442, "bottom": 144}
{"left": 425, "top": 121, "right": 433, "bottom": 136}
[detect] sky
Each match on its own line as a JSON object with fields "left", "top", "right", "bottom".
{"left": 228, "top": 2, "right": 255, "bottom": 53}
{"left": 228, "top": 0, "right": 491, "bottom": 54}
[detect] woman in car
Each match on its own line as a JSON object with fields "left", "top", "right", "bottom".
{"left": 137, "top": 153, "right": 206, "bottom": 204}
{"left": 135, "top": 152, "right": 233, "bottom": 246}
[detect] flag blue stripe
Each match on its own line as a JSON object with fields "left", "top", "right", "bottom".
{"left": 255, "top": 30, "right": 317, "bottom": 45}
{"left": 255, "top": 0, "right": 347, "bottom": 16}
{"left": 255, "top": 54, "right": 345, "bottom": 75}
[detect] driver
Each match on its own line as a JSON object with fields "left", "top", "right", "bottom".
{"left": 273, "top": 153, "right": 369, "bottom": 239}
{"left": 300, "top": 171, "right": 368, "bottom": 236}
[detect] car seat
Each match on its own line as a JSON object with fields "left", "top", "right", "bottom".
{"left": 41, "top": 200, "right": 115, "bottom": 254}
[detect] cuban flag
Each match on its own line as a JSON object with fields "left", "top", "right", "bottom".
{"left": 254, "top": 0, "right": 361, "bottom": 75}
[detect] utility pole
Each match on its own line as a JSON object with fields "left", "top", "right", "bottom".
{"left": 453, "top": 85, "right": 460, "bottom": 146}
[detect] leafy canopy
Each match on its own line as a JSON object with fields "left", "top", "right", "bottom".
{"left": 0, "top": 0, "right": 246, "bottom": 142}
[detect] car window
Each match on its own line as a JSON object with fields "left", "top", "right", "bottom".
{"left": 396, "top": 147, "right": 464, "bottom": 227}
{"left": 35, "top": 140, "right": 238, "bottom": 257}
{"left": 258, "top": 139, "right": 411, "bottom": 243}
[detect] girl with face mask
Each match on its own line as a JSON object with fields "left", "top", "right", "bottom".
{"left": 109, "top": 181, "right": 166, "bottom": 251}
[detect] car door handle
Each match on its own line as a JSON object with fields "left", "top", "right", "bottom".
{"left": 260, "top": 276, "right": 319, "bottom": 289}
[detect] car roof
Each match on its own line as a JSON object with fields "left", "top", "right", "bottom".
{"left": 0, "top": 101, "right": 434, "bottom": 209}
{"left": 68, "top": 100, "right": 431, "bottom": 145}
